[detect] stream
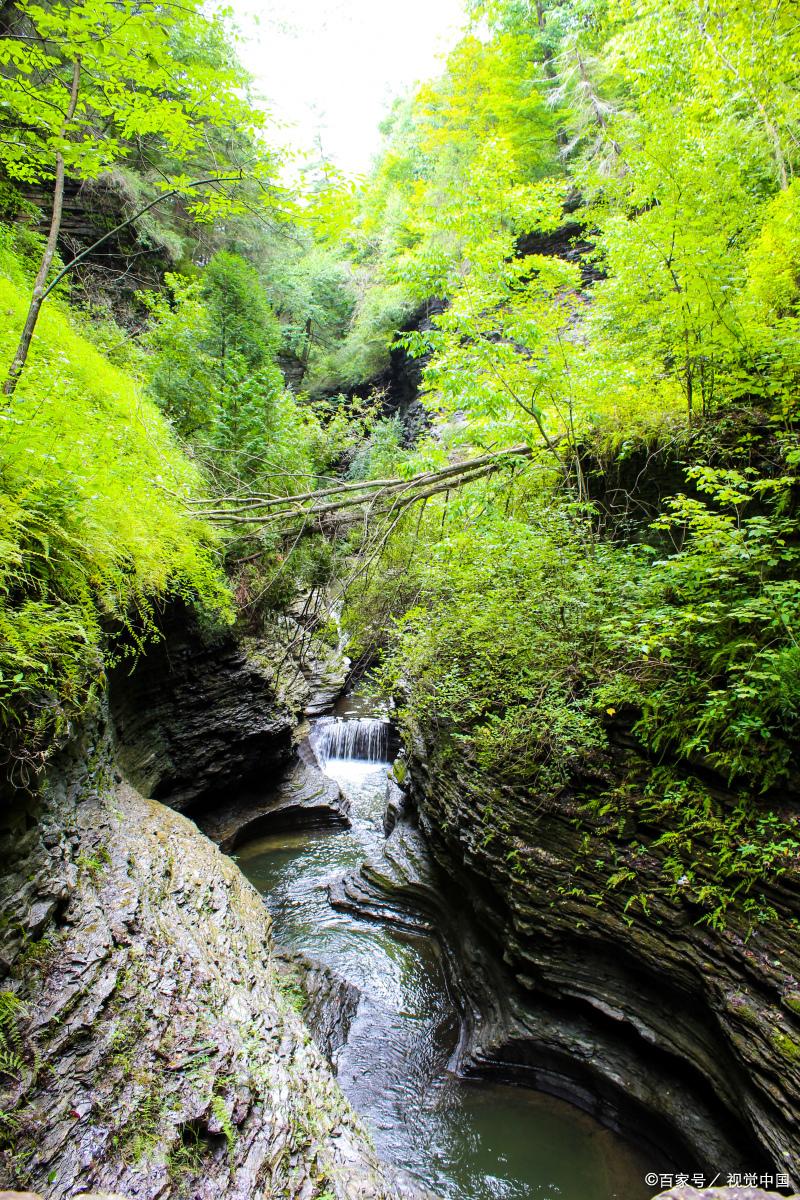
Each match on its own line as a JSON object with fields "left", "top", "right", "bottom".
{"left": 236, "top": 700, "right": 651, "bottom": 1200}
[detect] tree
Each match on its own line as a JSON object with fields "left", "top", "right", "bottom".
{"left": 142, "top": 252, "right": 288, "bottom": 485}
{"left": 0, "top": 0, "right": 275, "bottom": 395}
{"left": 201, "top": 252, "right": 280, "bottom": 388}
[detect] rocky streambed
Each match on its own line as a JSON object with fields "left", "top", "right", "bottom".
{"left": 0, "top": 620, "right": 425, "bottom": 1199}
{"left": 229, "top": 709, "right": 654, "bottom": 1200}
{"left": 210, "top": 690, "right": 800, "bottom": 1196}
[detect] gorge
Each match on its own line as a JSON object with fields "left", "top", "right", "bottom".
{"left": 2, "top": 0, "right": 800, "bottom": 1196}
{"left": 3, "top": 598, "right": 797, "bottom": 1197}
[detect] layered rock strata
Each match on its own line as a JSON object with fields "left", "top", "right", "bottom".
{"left": 330, "top": 791, "right": 719, "bottom": 1169}
{"left": 0, "top": 718, "right": 414, "bottom": 1200}
{"left": 196, "top": 752, "right": 348, "bottom": 853}
{"left": 399, "top": 729, "right": 800, "bottom": 1183}
{"left": 110, "top": 609, "right": 347, "bottom": 815}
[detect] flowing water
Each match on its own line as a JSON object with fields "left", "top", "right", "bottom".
{"left": 236, "top": 702, "right": 651, "bottom": 1200}
{"left": 313, "top": 714, "right": 392, "bottom": 770}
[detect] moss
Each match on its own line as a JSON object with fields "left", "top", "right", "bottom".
{"left": 782, "top": 992, "right": 800, "bottom": 1017}
{"left": 166, "top": 1116, "right": 229, "bottom": 1189}
{"left": 75, "top": 843, "right": 111, "bottom": 884}
{"left": 727, "top": 992, "right": 760, "bottom": 1023}
{"left": 13, "top": 932, "right": 59, "bottom": 982}
{"left": 771, "top": 1029, "right": 800, "bottom": 1063}
{"left": 114, "top": 1079, "right": 168, "bottom": 1163}
{"left": 275, "top": 965, "right": 307, "bottom": 1015}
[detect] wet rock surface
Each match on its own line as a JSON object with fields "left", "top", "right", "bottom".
{"left": 110, "top": 608, "right": 348, "bottom": 816}
{"left": 0, "top": 719, "right": 418, "bottom": 1200}
{"left": 196, "top": 753, "right": 349, "bottom": 853}
{"left": 657, "top": 1190, "right": 800, "bottom": 1200}
{"left": 274, "top": 950, "right": 361, "bottom": 1066}
{"left": 329, "top": 789, "right": 725, "bottom": 1169}
{"left": 397, "top": 730, "right": 800, "bottom": 1182}
{"left": 0, "top": 1185, "right": 438, "bottom": 1200}
{"left": 0, "top": 1193, "right": 129, "bottom": 1199}
{"left": 110, "top": 615, "right": 297, "bottom": 814}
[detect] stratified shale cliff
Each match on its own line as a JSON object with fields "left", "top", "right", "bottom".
{"left": 0, "top": 622, "right": 423, "bottom": 1200}
{"left": 110, "top": 606, "right": 347, "bottom": 816}
{"left": 400, "top": 725, "right": 800, "bottom": 1186}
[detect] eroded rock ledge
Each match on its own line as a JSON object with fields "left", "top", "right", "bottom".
{"left": 0, "top": 701, "right": 417, "bottom": 1200}
{"left": 397, "top": 727, "right": 800, "bottom": 1183}
{"left": 110, "top": 606, "right": 348, "bottom": 817}
{"left": 197, "top": 752, "right": 348, "bottom": 854}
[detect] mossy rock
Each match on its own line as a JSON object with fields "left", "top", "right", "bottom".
{"left": 770, "top": 1029, "right": 800, "bottom": 1062}
{"left": 781, "top": 991, "right": 800, "bottom": 1017}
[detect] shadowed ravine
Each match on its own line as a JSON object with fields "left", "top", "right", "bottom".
{"left": 235, "top": 700, "right": 651, "bottom": 1200}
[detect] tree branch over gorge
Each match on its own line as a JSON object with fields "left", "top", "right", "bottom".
{"left": 36, "top": 175, "right": 247, "bottom": 305}
{"left": 186, "top": 444, "right": 539, "bottom": 532}
{"left": 1, "top": 56, "right": 81, "bottom": 396}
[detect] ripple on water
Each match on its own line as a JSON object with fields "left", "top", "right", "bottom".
{"left": 235, "top": 750, "right": 651, "bottom": 1200}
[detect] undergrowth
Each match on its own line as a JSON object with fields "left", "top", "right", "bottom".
{"left": 0, "top": 230, "right": 232, "bottom": 781}
{"left": 368, "top": 415, "right": 800, "bottom": 928}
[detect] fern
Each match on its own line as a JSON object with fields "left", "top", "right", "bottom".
{"left": 210, "top": 1094, "right": 236, "bottom": 1162}
{"left": 0, "top": 1049, "right": 23, "bottom": 1080}
{"left": 0, "top": 993, "right": 24, "bottom": 1049}
{"left": 0, "top": 992, "right": 25, "bottom": 1081}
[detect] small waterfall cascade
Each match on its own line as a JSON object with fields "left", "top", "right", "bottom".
{"left": 313, "top": 716, "right": 391, "bottom": 767}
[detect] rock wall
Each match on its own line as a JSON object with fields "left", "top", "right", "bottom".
{"left": 401, "top": 728, "right": 800, "bottom": 1184}
{"left": 329, "top": 782, "right": 725, "bottom": 1173}
{"left": 317, "top": 301, "right": 444, "bottom": 448}
{"left": 197, "top": 753, "right": 348, "bottom": 853}
{"left": 0, "top": 610, "right": 431, "bottom": 1200}
{"left": 0, "top": 713, "right": 411, "bottom": 1200}
{"left": 110, "top": 607, "right": 347, "bottom": 815}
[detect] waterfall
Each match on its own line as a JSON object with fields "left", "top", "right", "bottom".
{"left": 314, "top": 717, "right": 391, "bottom": 767}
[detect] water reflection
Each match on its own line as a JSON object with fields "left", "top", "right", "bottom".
{"left": 236, "top": 748, "right": 650, "bottom": 1200}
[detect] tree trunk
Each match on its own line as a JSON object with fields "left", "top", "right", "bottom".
{"left": 1, "top": 169, "right": 244, "bottom": 399}
{"left": 2, "top": 58, "right": 81, "bottom": 398}
{"left": 297, "top": 316, "right": 313, "bottom": 384}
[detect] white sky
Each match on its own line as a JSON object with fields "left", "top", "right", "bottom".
{"left": 235, "top": 0, "right": 466, "bottom": 177}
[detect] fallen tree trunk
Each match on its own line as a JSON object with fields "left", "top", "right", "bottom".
{"left": 190, "top": 443, "right": 538, "bottom": 531}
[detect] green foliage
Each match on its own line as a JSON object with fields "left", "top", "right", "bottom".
{"left": 165, "top": 1123, "right": 206, "bottom": 1180}
{"left": 355, "top": 420, "right": 800, "bottom": 926}
{"left": 140, "top": 273, "right": 218, "bottom": 438}
{"left": 314, "top": 0, "right": 800, "bottom": 439}
{"left": 275, "top": 966, "right": 307, "bottom": 1016}
{"left": 13, "top": 933, "right": 56, "bottom": 980}
{"left": 0, "top": 0, "right": 797, "bottom": 955}
{"left": 308, "top": 280, "right": 415, "bottom": 395}
{"left": 0, "top": 0, "right": 270, "bottom": 207}
{"left": 373, "top": 502, "right": 617, "bottom": 793}
{"left": 0, "top": 235, "right": 230, "bottom": 773}
{"left": 143, "top": 252, "right": 285, "bottom": 468}
{"left": 600, "top": 457, "right": 800, "bottom": 791}
{"left": 210, "top": 1094, "right": 236, "bottom": 1162}
{"left": 329, "top": 0, "right": 800, "bottom": 936}
{"left": 76, "top": 843, "right": 112, "bottom": 884}
{"left": 119, "top": 1085, "right": 167, "bottom": 1164}
{"left": 588, "top": 771, "right": 800, "bottom": 932}
{"left": 0, "top": 992, "right": 25, "bottom": 1081}
{"left": 347, "top": 417, "right": 406, "bottom": 481}
{"left": 202, "top": 253, "right": 281, "bottom": 377}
